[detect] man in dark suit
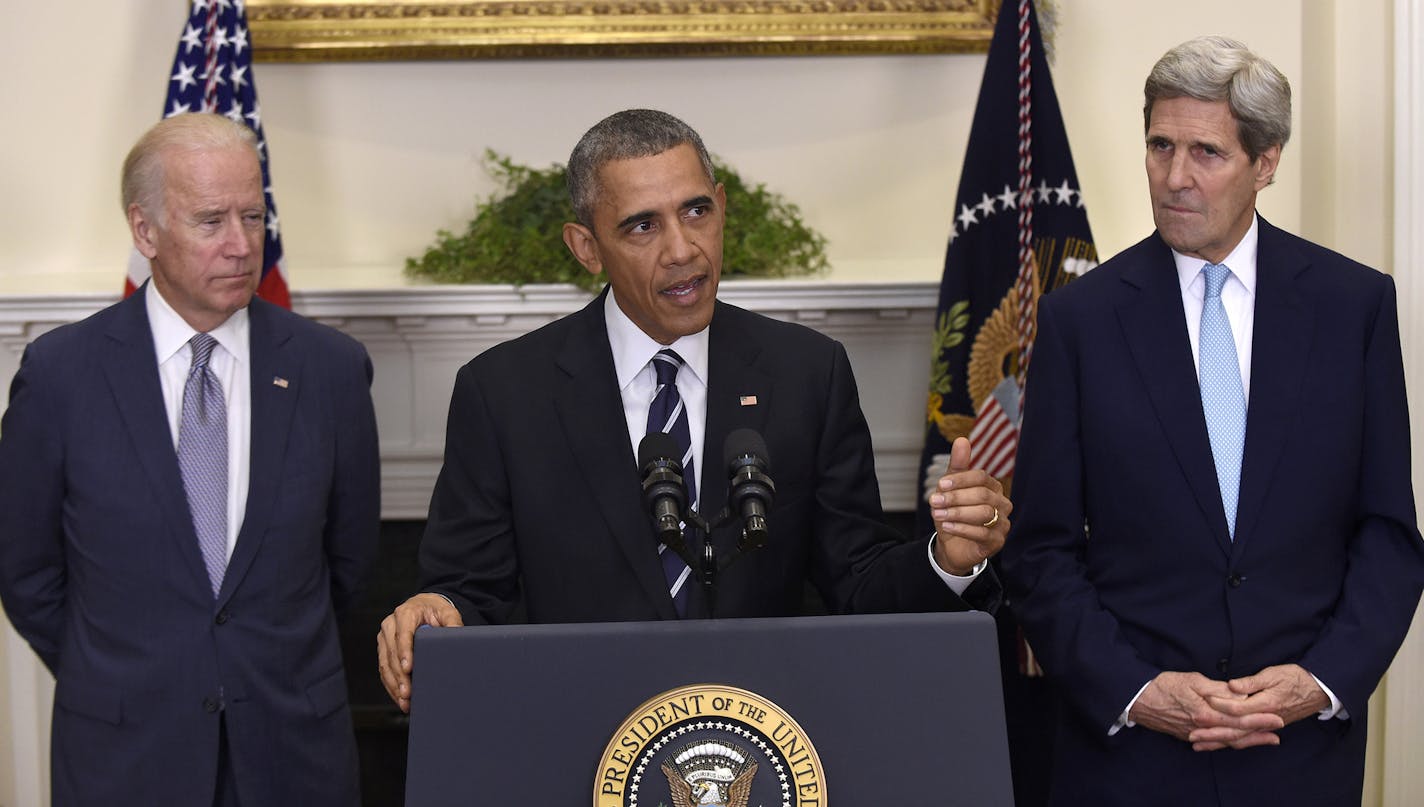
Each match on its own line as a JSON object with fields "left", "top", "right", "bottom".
{"left": 1000, "top": 36, "right": 1424, "bottom": 805}
{"left": 0, "top": 113, "right": 380, "bottom": 806}
{"left": 376, "top": 109, "right": 1011, "bottom": 711}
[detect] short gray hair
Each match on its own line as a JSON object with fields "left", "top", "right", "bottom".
{"left": 566, "top": 109, "right": 716, "bottom": 228}
{"left": 1144, "top": 35, "right": 1292, "bottom": 160}
{"left": 121, "top": 113, "right": 261, "bottom": 224}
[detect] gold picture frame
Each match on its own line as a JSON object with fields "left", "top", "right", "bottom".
{"left": 247, "top": 0, "right": 997, "bottom": 61}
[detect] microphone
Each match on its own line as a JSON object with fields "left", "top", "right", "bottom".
{"left": 638, "top": 432, "right": 688, "bottom": 551}
{"left": 724, "top": 429, "right": 775, "bottom": 551}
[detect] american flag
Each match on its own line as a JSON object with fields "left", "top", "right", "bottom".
{"left": 126, "top": 0, "right": 290, "bottom": 308}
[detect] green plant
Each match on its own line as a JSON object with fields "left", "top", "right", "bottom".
{"left": 405, "top": 150, "right": 829, "bottom": 290}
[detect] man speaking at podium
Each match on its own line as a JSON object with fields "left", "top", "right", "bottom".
{"left": 378, "top": 109, "right": 1009, "bottom": 712}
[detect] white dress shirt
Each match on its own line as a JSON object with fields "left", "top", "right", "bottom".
{"left": 606, "top": 291, "right": 710, "bottom": 501}
{"left": 1112, "top": 215, "right": 1343, "bottom": 734}
{"left": 146, "top": 285, "right": 251, "bottom": 560}
{"left": 603, "top": 290, "right": 980, "bottom": 595}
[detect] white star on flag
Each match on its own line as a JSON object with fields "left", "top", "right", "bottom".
{"left": 997, "top": 184, "right": 1018, "bottom": 210}
{"left": 171, "top": 63, "right": 197, "bottom": 91}
{"left": 957, "top": 204, "right": 978, "bottom": 230}
{"left": 975, "top": 192, "right": 997, "bottom": 218}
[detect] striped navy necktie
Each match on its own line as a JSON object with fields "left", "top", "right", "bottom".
{"left": 646, "top": 349, "right": 695, "bottom": 616}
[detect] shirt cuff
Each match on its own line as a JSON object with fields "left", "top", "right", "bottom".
{"left": 1311, "top": 673, "right": 1347, "bottom": 721}
{"left": 926, "top": 533, "right": 985, "bottom": 596}
{"left": 1110, "top": 679, "right": 1155, "bottom": 736}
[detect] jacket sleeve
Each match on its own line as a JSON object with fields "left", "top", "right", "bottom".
{"left": 809, "top": 340, "right": 1002, "bottom": 616}
{"left": 999, "top": 297, "right": 1161, "bottom": 730}
{"left": 1297, "top": 277, "right": 1424, "bottom": 715}
{"left": 417, "top": 362, "right": 521, "bottom": 625}
{"left": 323, "top": 339, "right": 382, "bottom": 614}
{"left": 0, "top": 343, "right": 69, "bottom": 674}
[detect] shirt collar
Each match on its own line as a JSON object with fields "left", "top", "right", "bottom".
{"left": 1173, "top": 213, "right": 1259, "bottom": 298}
{"left": 603, "top": 289, "right": 710, "bottom": 390}
{"left": 145, "top": 281, "right": 249, "bottom": 364}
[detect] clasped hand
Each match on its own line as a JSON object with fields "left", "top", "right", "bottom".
{"left": 1129, "top": 665, "right": 1330, "bottom": 751}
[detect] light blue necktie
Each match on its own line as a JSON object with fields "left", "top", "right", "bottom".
{"left": 1198, "top": 263, "right": 1246, "bottom": 540}
{"left": 646, "top": 349, "right": 695, "bottom": 616}
{"left": 178, "top": 333, "right": 229, "bottom": 596}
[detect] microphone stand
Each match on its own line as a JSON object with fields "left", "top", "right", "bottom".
{"left": 676, "top": 507, "right": 771, "bottom": 620}
{"left": 672, "top": 509, "right": 718, "bottom": 619}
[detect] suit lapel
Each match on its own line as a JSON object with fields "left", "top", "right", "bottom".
{"left": 553, "top": 295, "right": 678, "bottom": 618}
{"left": 1232, "top": 220, "right": 1312, "bottom": 556}
{"left": 702, "top": 303, "right": 774, "bottom": 550}
{"left": 220, "top": 300, "right": 300, "bottom": 603}
{"left": 1116, "top": 238, "right": 1234, "bottom": 556}
{"left": 99, "top": 290, "right": 213, "bottom": 591}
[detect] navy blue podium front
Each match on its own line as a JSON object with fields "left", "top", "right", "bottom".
{"left": 406, "top": 611, "right": 1013, "bottom": 805}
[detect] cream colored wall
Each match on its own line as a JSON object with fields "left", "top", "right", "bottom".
{"left": 3, "top": 0, "right": 1418, "bottom": 804}
{"left": 2, "top": 0, "right": 1314, "bottom": 296}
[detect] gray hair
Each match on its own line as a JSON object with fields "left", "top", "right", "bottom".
{"left": 121, "top": 113, "right": 261, "bottom": 224}
{"left": 1143, "top": 35, "right": 1292, "bottom": 160}
{"left": 566, "top": 109, "right": 716, "bottom": 228}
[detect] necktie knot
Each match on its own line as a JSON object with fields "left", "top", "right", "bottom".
{"left": 652, "top": 349, "right": 685, "bottom": 387}
{"left": 1202, "top": 263, "right": 1230, "bottom": 300}
{"left": 189, "top": 333, "right": 218, "bottom": 373}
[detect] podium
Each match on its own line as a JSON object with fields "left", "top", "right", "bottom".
{"left": 406, "top": 611, "right": 1013, "bottom": 805}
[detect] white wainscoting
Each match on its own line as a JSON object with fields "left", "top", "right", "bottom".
{"left": 0, "top": 280, "right": 942, "bottom": 520}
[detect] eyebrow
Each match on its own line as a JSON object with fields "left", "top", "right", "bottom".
{"left": 614, "top": 195, "right": 716, "bottom": 231}
{"left": 1147, "top": 132, "right": 1229, "bottom": 152}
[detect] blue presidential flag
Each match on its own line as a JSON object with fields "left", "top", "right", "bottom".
{"left": 919, "top": 0, "right": 1096, "bottom": 515}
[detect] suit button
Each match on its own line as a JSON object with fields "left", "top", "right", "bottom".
{"left": 1217, "top": 658, "right": 1230, "bottom": 674}
{"left": 203, "top": 697, "right": 221, "bottom": 713}
{"left": 215, "top": 609, "right": 230, "bottom": 625}
{"left": 1227, "top": 573, "right": 1244, "bottom": 588}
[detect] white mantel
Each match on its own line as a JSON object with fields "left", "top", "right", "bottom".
{"left": 0, "top": 280, "right": 942, "bottom": 519}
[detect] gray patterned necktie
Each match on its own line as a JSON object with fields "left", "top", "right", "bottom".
{"left": 1198, "top": 263, "right": 1246, "bottom": 540}
{"left": 178, "top": 333, "right": 229, "bottom": 596}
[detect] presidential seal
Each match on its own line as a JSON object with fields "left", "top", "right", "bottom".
{"left": 595, "top": 684, "right": 826, "bottom": 807}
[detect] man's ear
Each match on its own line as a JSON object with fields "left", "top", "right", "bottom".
{"left": 128, "top": 203, "right": 159, "bottom": 260}
{"left": 1253, "top": 144, "right": 1281, "bottom": 190}
{"left": 562, "top": 221, "right": 603, "bottom": 276}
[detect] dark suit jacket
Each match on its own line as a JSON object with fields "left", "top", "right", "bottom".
{"left": 1000, "top": 219, "right": 1424, "bottom": 806}
{"left": 0, "top": 289, "right": 380, "bottom": 806}
{"left": 419, "top": 291, "right": 999, "bottom": 623}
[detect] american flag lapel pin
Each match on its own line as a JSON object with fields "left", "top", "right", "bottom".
{"left": 739, "top": 395, "right": 758, "bottom": 406}
{"left": 272, "top": 376, "right": 289, "bottom": 389}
